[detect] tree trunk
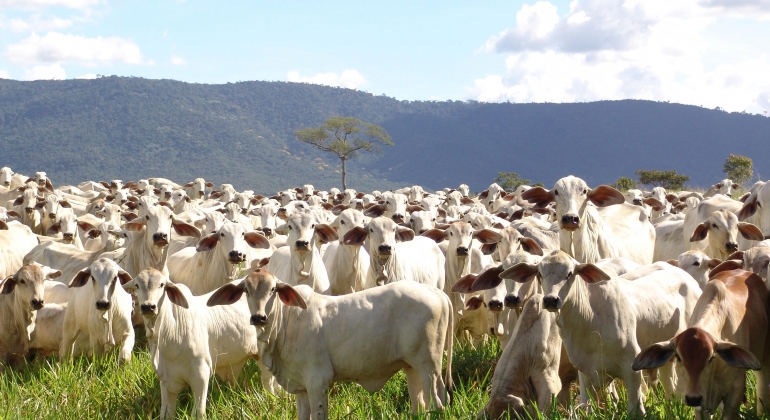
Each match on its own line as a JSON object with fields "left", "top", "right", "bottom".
{"left": 341, "top": 156, "right": 347, "bottom": 190}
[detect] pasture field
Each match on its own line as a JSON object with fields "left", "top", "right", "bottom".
{"left": 0, "top": 330, "right": 763, "bottom": 419}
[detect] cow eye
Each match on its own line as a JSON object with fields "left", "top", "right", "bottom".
{"left": 19, "top": 279, "right": 25, "bottom": 284}
{"left": 146, "top": 215, "right": 150, "bottom": 220}
{"left": 160, "top": 283, "right": 165, "bottom": 288}
{"left": 554, "top": 190, "right": 559, "bottom": 196}
{"left": 567, "top": 272, "right": 573, "bottom": 278}
{"left": 712, "top": 224, "right": 718, "bottom": 229}
{"left": 693, "top": 261, "right": 700, "bottom": 267}
{"left": 271, "top": 287, "right": 276, "bottom": 293}
{"left": 369, "top": 228, "right": 373, "bottom": 233}
{"left": 583, "top": 189, "right": 587, "bottom": 194}
{"left": 449, "top": 232, "right": 453, "bottom": 236}
{"left": 242, "top": 232, "right": 245, "bottom": 236}
{"left": 311, "top": 224, "right": 316, "bottom": 229}
{"left": 113, "top": 276, "right": 118, "bottom": 282}
{"left": 340, "top": 220, "right": 345, "bottom": 225}
{"left": 220, "top": 233, "right": 225, "bottom": 237}
{"left": 288, "top": 225, "right": 292, "bottom": 230}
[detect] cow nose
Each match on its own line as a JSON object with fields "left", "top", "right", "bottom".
{"left": 25, "top": 207, "right": 34, "bottom": 212}
{"left": 140, "top": 303, "right": 157, "bottom": 314}
{"left": 561, "top": 215, "right": 580, "bottom": 227}
{"left": 725, "top": 242, "right": 739, "bottom": 252}
{"left": 95, "top": 300, "right": 110, "bottom": 310}
{"left": 250, "top": 314, "right": 268, "bottom": 325}
{"left": 684, "top": 395, "right": 702, "bottom": 407}
{"left": 543, "top": 295, "right": 561, "bottom": 310}
{"left": 49, "top": 213, "right": 56, "bottom": 219}
{"left": 262, "top": 227, "right": 273, "bottom": 235}
{"left": 418, "top": 229, "right": 427, "bottom": 234}
{"left": 31, "top": 299, "right": 44, "bottom": 310}
{"left": 295, "top": 240, "right": 309, "bottom": 249}
{"left": 632, "top": 199, "right": 642, "bottom": 205}
{"left": 63, "top": 233, "right": 74, "bottom": 239}
{"left": 456, "top": 246, "right": 469, "bottom": 256}
{"left": 504, "top": 294, "right": 520, "bottom": 308}
{"left": 228, "top": 250, "right": 245, "bottom": 261}
{"left": 378, "top": 244, "right": 392, "bottom": 254}
{"left": 392, "top": 214, "right": 404, "bottom": 222}
{"left": 152, "top": 233, "right": 168, "bottom": 242}
{"left": 488, "top": 300, "right": 503, "bottom": 311}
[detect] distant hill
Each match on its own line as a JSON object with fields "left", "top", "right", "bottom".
{"left": 0, "top": 76, "right": 768, "bottom": 194}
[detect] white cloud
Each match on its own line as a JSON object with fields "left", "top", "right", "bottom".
{"left": 286, "top": 69, "right": 367, "bottom": 89}
{"left": 0, "top": 0, "right": 100, "bottom": 10}
{"left": 0, "top": 69, "right": 10, "bottom": 78}
{"left": 471, "top": 0, "right": 770, "bottom": 114}
{"left": 23, "top": 63, "right": 64, "bottom": 80}
{"left": 7, "top": 32, "right": 143, "bottom": 65}
{"left": 170, "top": 55, "right": 186, "bottom": 65}
{"left": 7, "top": 15, "right": 72, "bottom": 32}
{"left": 75, "top": 72, "right": 95, "bottom": 79}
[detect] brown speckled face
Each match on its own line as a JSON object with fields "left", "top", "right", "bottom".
{"left": 673, "top": 328, "right": 715, "bottom": 405}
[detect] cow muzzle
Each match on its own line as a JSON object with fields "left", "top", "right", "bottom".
{"left": 560, "top": 215, "right": 580, "bottom": 231}
{"left": 632, "top": 199, "right": 642, "bottom": 206}
{"left": 725, "top": 242, "right": 739, "bottom": 252}
{"left": 31, "top": 299, "right": 44, "bottom": 310}
{"left": 391, "top": 214, "right": 404, "bottom": 224}
{"left": 488, "top": 300, "right": 503, "bottom": 312}
{"left": 542, "top": 295, "right": 561, "bottom": 311}
{"left": 262, "top": 227, "right": 273, "bottom": 236}
{"left": 3, "top": 182, "right": 9, "bottom": 187}
{"left": 25, "top": 207, "right": 34, "bottom": 213}
{"left": 228, "top": 250, "right": 246, "bottom": 263}
{"left": 250, "top": 314, "right": 268, "bottom": 326}
{"left": 295, "top": 240, "right": 310, "bottom": 251}
{"left": 48, "top": 213, "right": 56, "bottom": 220}
{"left": 378, "top": 244, "right": 392, "bottom": 257}
{"left": 684, "top": 395, "right": 702, "bottom": 407}
{"left": 96, "top": 300, "right": 111, "bottom": 311}
{"left": 62, "top": 233, "right": 74, "bottom": 243}
{"left": 504, "top": 294, "right": 521, "bottom": 308}
{"left": 140, "top": 303, "right": 157, "bottom": 315}
{"left": 456, "top": 246, "right": 469, "bottom": 256}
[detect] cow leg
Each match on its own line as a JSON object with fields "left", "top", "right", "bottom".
{"left": 578, "top": 372, "right": 590, "bottom": 405}
{"left": 756, "top": 368, "right": 770, "bottom": 415}
{"left": 118, "top": 331, "right": 134, "bottom": 365}
{"left": 306, "top": 385, "right": 330, "bottom": 420}
{"left": 656, "top": 363, "right": 677, "bottom": 399}
{"left": 296, "top": 391, "right": 311, "bottom": 420}
{"left": 404, "top": 367, "right": 426, "bottom": 413}
{"left": 159, "top": 380, "right": 181, "bottom": 420}
{"left": 59, "top": 319, "right": 79, "bottom": 360}
{"left": 257, "top": 358, "right": 281, "bottom": 395}
{"left": 723, "top": 388, "right": 745, "bottom": 420}
{"left": 189, "top": 363, "right": 211, "bottom": 418}
{"left": 623, "top": 370, "right": 645, "bottom": 416}
{"left": 417, "top": 365, "right": 445, "bottom": 411}
{"left": 535, "top": 372, "right": 560, "bottom": 415}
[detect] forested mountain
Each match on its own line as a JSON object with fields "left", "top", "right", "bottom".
{"left": 0, "top": 76, "right": 767, "bottom": 194}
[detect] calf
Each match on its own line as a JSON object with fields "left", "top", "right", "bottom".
{"left": 633, "top": 268, "right": 769, "bottom": 419}
{"left": 123, "top": 268, "right": 261, "bottom": 418}
{"left": 208, "top": 269, "right": 453, "bottom": 418}
{"left": 0, "top": 264, "right": 61, "bottom": 370}
{"left": 60, "top": 258, "right": 135, "bottom": 363}
{"left": 688, "top": 209, "right": 763, "bottom": 260}
{"left": 322, "top": 209, "right": 370, "bottom": 295}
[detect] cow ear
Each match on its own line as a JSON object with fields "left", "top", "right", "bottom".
{"left": 159, "top": 201, "right": 174, "bottom": 211}
{"left": 123, "top": 212, "right": 138, "bottom": 221}
{"left": 0, "top": 221, "right": 7, "bottom": 230}
{"left": 666, "top": 259, "right": 678, "bottom": 267}
{"left": 343, "top": 226, "right": 369, "bottom": 245}
{"left": 421, "top": 228, "right": 447, "bottom": 243}
{"left": 643, "top": 197, "right": 664, "bottom": 211}
{"left": 69, "top": 268, "right": 92, "bottom": 288}
{"left": 125, "top": 220, "right": 146, "bottom": 232}
{"left": 588, "top": 185, "right": 625, "bottom": 207}
{"left": 87, "top": 229, "right": 102, "bottom": 239}
{"left": 689, "top": 222, "right": 709, "bottom": 242}
{"left": 474, "top": 229, "right": 503, "bottom": 244}
{"left": 12, "top": 196, "right": 24, "bottom": 206}
{"left": 519, "top": 238, "right": 543, "bottom": 256}
{"left": 183, "top": 182, "right": 194, "bottom": 188}
{"left": 117, "top": 270, "right": 132, "bottom": 285}
{"left": 728, "top": 250, "right": 744, "bottom": 261}
{"left": 709, "top": 260, "right": 744, "bottom": 278}
{"left": 46, "top": 222, "right": 62, "bottom": 235}
{"left": 164, "top": 282, "right": 189, "bottom": 309}
{"left": 121, "top": 279, "right": 137, "bottom": 293}
{"left": 364, "top": 204, "right": 386, "bottom": 218}
{"left": 478, "top": 190, "right": 489, "bottom": 199}
{"left": 99, "top": 181, "right": 111, "bottom": 189}
{"left": 480, "top": 242, "right": 497, "bottom": 255}
{"left": 437, "top": 208, "right": 447, "bottom": 219}
{"left": 77, "top": 221, "right": 97, "bottom": 232}
{"left": 451, "top": 274, "right": 478, "bottom": 293}
{"left": 244, "top": 231, "right": 270, "bottom": 249}
{"left": 738, "top": 196, "right": 758, "bottom": 221}
{"left": 7, "top": 211, "right": 21, "bottom": 219}
{"left": 739, "top": 192, "right": 751, "bottom": 203}
{"left": 738, "top": 223, "right": 764, "bottom": 241}
{"left": 253, "top": 258, "right": 270, "bottom": 269}
{"left": 314, "top": 224, "right": 339, "bottom": 243}
{"left": 196, "top": 233, "right": 220, "bottom": 252}
{"left": 276, "top": 283, "right": 307, "bottom": 309}
{"left": 205, "top": 182, "right": 215, "bottom": 188}
{"left": 104, "top": 195, "right": 115, "bottom": 203}
{"left": 44, "top": 268, "right": 62, "bottom": 280}
{"left": 465, "top": 296, "right": 485, "bottom": 311}
{"left": 1, "top": 276, "right": 17, "bottom": 294}
{"left": 395, "top": 226, "right": 415, "bottom": 242}
{"left": 665, "top": 193, "right": 679, "bottom": 203}
{"left": 715, "top": 341, "right": 761, "bottom": 370}
{"left": 407, "top": 205, "right": 424, "bottom": 214}
{"left": 500, "top": 263, "right": 539, "bottom": 283}
{"left": 45, "top": 179, "right": 54, "bottom": 192}
{"left": 59, "top": 200, "right": 72, "bottom": 208}
{"left": 509, "top": 209, "right": 525, "bottom": 221}
{"left": 575, "top": 263, "right": 611, "bottom": 284}
{"left": 707, "top": 258, "right": 723, "bottom": 269}
{"left": 632, "top": 341, "right": 676, "bottom": 371}
{"left": 331, "top": 204, "right": 348, "bottom": 216}
{"left": 172, "top": 218, "right": 201, "bottom": 238}
{"left": 520, "top": 187, "right": 554, "bottom": 209}
{"left": 207, "top": 282, "right": 244, "bottom": 307}
{"left": 472, "top": 265, "right": 505, "bottom": 291}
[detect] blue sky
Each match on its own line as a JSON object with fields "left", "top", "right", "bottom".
{"left": 2, "top": 0, "right": 770, "bottom": 114}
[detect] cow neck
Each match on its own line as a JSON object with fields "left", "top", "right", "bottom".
{"left": 334, "top": 243, "right": 365, "bottom": 294}
{"left": 688, "top": 281, "right": 729, "bottom": 336}
{"left": 556, "top": 275, "right": 595, "bottom": 333}
{"left": 0, "top": 293, "right": 34, "bottom": 354}
{"left": 567, "top": 206, "right": 609, "bottom": 264}
{"left": 258, "top": 292, "right": 291, "bottom": 381}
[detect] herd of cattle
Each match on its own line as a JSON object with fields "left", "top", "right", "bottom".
{"left": 1, "top": 166, "right": 770, "bottom": 419}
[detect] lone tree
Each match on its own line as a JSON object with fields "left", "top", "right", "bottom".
{"left": 723, "top": 154, "right": 753, "bottom": 186}
{"left": 636, "top": 169, "right": 690, "bottom": 190}
{"left": 494, "top": 172, "right": 530, "bottom": 191}
{"left": 295, "top": 116, "right": 393, "bottom": 189}
{"left": 613, "top": 176, "right": 637, "bottom": 192}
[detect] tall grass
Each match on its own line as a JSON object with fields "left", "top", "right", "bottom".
{"left": 0, "top": 332, "right": 765, "bottom": 419}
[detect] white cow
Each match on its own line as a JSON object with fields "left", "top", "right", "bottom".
{"left": 502, "top": 250, "right": 701, "bottom": 414}
{"left": 60, "top": 258, "right": 135, "bottom": 363}
{"left": 704, "top": 178, "right": 739, "bottom": 198}
{"left": 668, "top": 250, "right": 722, "bottom": 289}
{"left": 522, "top": 176, "right": 655, "bottom": 264}
{"left": 207, "top": 269, "right": 453, "bottom": 419}
{"left": 343, "top": 217, "right": 446, "bottom": 290}
{"left": 0, "top": 220, "right": 40, "bottom": 279}
{"left": 687, "top": 209, "right": 763, "bottom": 260}
{"left": 322, "top": 209, "right": 370, "bottom": 295}
{"left": 123, "top": 268, "right": 261, "bottom": 418}
{"left": 0, "top": 263, "right": 61, "bottom": 371}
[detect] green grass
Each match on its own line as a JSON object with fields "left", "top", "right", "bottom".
{"left": 1, "top": 332, "right": 767, "bottom": 419}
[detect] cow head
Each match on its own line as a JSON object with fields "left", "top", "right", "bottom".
{"left": 689, "top": 209, "right": 763, "bottom": 259}
{"left": 69, "top": 258, "right": 132, "bottom": 312}
{"left": 2, "top": 263, "right": 61, "bottom": 311}
{"left": 196, "top": 220, "right": 270, "bottom": 263}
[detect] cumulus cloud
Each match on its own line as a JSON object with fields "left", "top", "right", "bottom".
{"left": 7, "top": 15, "right": 72, "bottom": 32}
{"left": 0, "top": 0, "right": 100, "bottom": 10}
{"left": 170, "top": 55, "right": 186, "bottom": 65}
{"left": 471, "top": 0, "right": 770, "bottom": 114}
{"left": 7, "top": 32, "right": 143, "bottom": 65}
{"left": 23, "top": 63, "right": 64, "bottom": 80}
{"left": 75, "top": 72, "right": 96, "bottom": 79}
{"left": 286, "top": 69, "right": 367, "bottom": 89}
{"left": 0, "top": 69, "right": 10, "bottom": 78}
